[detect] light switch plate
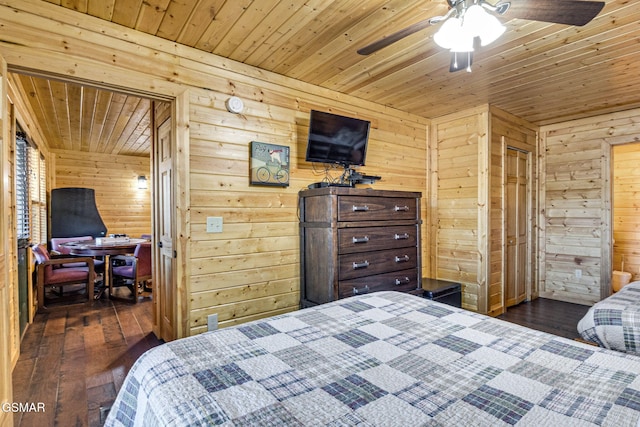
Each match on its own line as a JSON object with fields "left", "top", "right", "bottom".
{"left": 207, "top": 313, "right": 218, "bottom": 331}
{"left": 206, "top": 216, "right": 223, "bottom": 233}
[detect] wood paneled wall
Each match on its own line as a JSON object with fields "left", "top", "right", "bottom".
{"left": 0, "top": 0, "right": 428, "bottom": 339}
{"left": 0, "top": 53, "right": 13, "bottom": 427}
{"left": 489, "top": 108, "right": 538, "bottom": 315}
{"left": 187, "top": 90, "right": 428, "bottom": 334}
{"left": 613, "top": 143, "right": 640, "bottom": 282}
{"left": 540, "top": 108, "right": 640, "bottom": 304}
{"left": 53, "top": 150, "right": 151, "bottom": 239}
{"left": 430, "top": 106, "right": 487, "bottom": 311}
{"left": 429, "top": 106, "right": 537, "bottom": 314}
{"left": 2, "top": 69, "right": 58, "bottom": 413}
{"left": 5, "top": 79, "right": 18, "bottom": 377}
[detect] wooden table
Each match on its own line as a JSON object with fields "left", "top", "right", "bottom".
{"left": 63, "top": 238, "right": 149, "bottom": 299}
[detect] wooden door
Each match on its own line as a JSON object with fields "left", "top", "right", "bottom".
{"left": 154, "top": 102, "right": 175, "bottom": 341}
{"left": 506, "top": 148, "right": 529, "bottom": 307}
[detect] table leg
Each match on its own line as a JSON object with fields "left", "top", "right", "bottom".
{"left": 94, "top": 254, "right": 110, "bottom": 300}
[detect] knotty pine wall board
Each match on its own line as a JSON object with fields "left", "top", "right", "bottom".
{"left": 539, "top": 108, "right": 640, "bottom": 304}
{"left": 53, "top": 150, "right": 152, "bottom": 239}
{"left": 429, "top": 106, "right": 537, "bottom": 315}
{"left": 6, "top": 71, "right": 55, "bottom": 368}
{"left": 186, "top": 84, "right": 428, "bottom": 334}
{"left": 489, "top": 108, "right": 538, "bottom": 315}
{"left": 0, "top": 1, "right": 430, "bottom": 336}
{"left": 430, "top": 110, "right": 483, "bottom": 310}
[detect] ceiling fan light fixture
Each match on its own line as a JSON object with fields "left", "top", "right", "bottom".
{"left": 463, "top": 4, "right": 505, "bottom": 46}
{"left": 449, "top": 32, "right": 475, "bottom": 52}
{"left": 434, "top": 1, "right": 504, "bottom": 60}
{"left": 356, "top": 0, "right": 604, "bottom": 73}
{"left": 493, "top": 2, "right": 511, "bottom": 15}
{"left": 478, "top": 15, "right": 506, "bottom": 46}
{"left": 433, "top": 17, "right": 462, "bottom": 49}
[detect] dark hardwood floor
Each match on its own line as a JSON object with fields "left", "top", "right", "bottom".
{"left": 497, "top": 297, "right": 591, "bottom": 340}
{"left": 12, "top": 297, "right": 162, "bottom": 427}
{"left": 11, "top": 295, "right": 589, "bottom": 426}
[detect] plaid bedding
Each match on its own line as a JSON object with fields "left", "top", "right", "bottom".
{"left": 578, "top": 281, "right": 640, "bottom": 355}
{"left": 106, "top": 291, "right": 640, "bottom": 426}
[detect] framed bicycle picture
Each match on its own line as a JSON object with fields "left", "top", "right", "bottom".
{"left": 250, "top": 141, "right": 290, "bottom": 187}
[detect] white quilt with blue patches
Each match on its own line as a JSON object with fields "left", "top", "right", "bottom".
{"left": 578, "top": 281, "right": 640, "bottom": 355}
{"left": 106, "top": 291, "right": 640, "bottom": 426}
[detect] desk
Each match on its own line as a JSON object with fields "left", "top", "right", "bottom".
{"left": 63, "top": 238, "right": 149, "bottom": 299}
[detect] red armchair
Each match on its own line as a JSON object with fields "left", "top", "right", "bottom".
{"left": 31, "top": 244, "right": 95, "bottom": 309}
{"left": 109, "top": 242, "right": 152, "bottom": 303}
{"left": 50, "top": 236, "right": 105, "bottom": 273}
{"left": 50, "top": 236, "right": 93, "bottom": 256}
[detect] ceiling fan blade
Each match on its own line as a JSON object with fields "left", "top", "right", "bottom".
{"left": 357, "top": 18, "right": 433, "bottom": 55}
{"left": 504, "top": 0, "right": 605, "bottom": 26}
{"left": 449, "top": 51, "right": 473, "bottom": 72}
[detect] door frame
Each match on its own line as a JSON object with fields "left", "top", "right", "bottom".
{"left": 4, "top": 65, "right": 189, "bottom": 341}
{"left": 0, "top": 52, "right": 14, "bottom": 427}
{"left": 608, "top": 141, "right": 640, "bottom": 299}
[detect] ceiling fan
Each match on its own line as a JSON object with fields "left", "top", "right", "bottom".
{"left": 357, "top": 0, "right": 605, "bottom": 72}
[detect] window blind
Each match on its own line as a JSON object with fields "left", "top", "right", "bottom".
{"left": 38, "top": 154, "right": 47, "bottom": 243}
{"left": 15, "top": 136, "right": 29, "bottom": 241}
{"left": 28, "top": 146, "right": 41, "bottom": 243}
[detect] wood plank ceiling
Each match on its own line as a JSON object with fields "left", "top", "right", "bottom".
{"left": 17, "top": 0, "right": 640, "bottom": 155}
{"left": 15, "top": 74, "right": 151, "bottom": 156}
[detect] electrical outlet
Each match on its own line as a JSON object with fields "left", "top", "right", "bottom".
{"left": 206, "top": 216, "right": 223, "bottom": 233}
{"left": 207, "top": 313, "right": 218, "bottom": 331}
{"left": 575, "top": 269, "right": 582, "bottom": 279}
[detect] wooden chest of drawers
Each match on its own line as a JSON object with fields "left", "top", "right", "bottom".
{"left": 299, "top": 187, "right": 422, "bottom": 307}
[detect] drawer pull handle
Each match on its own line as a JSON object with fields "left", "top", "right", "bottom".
{"left": 352, "top": 285, "right": 370, "bottom": 295}
{"left": 395, "top": 277, "right": 411, "bottom": 286}
{"left": 352, "top": 205, "right": 369, "bottom": 212}
{"left": 395, "top": 255, "right": 410, "bottom": 263}
{"left": 394, "top": 233, "right": 409, "bottom": 240}
{"left": 352, "top": 236, "right": 370, "bottom": 244}
{"left": 394, "top": 205, "right": 409, "bottom": 212}
{"left": 352, "top": 260, "right": 370, "bottom": 269}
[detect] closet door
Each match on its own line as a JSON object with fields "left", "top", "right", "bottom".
{"left": 506, "top": 148, "right": 529, "bottom": 307}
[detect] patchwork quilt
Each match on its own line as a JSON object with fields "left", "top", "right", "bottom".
{"left": 578, "top": 281, "right": 640, "bottom": 355}
{"left": 106, "top": 291, "right": 640, "bottom": 426}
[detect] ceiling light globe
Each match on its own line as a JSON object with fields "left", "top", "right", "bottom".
{"left": 478, "top": 14, "right": 506, "bottom": 46}
{"left": 463, "top": 4, "right": 505, "bottom": 46}
{"left": 449, "top": 33, "right": 475, "bottom": 53}
{"left": 434, "top": 17, "right": 462, "bottom": 49}
{"left": 463, "top": 5, "right": 488, "bottom": 35}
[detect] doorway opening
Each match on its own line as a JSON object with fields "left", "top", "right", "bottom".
{"left": 7, "top": 68, "right": 175, "bottom": 339}
{"left": 611, "top": 142, "right": 640, "bottom": 291}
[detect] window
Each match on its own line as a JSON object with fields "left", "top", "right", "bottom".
{"left": 15, "top": 134, "right": 29, "bottom": 243}
{"left": 39, "top": 155, "right": 47, "bottom": 243}
{"left": 15, "top": 131, "right": 47, "bottom": 245}
{"left": 29, "top": 146, "right": 47, "bottom": 244}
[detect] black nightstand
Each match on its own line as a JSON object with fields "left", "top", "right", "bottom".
{"left": 422, "top": 278, "right": 462, "bottom": 308}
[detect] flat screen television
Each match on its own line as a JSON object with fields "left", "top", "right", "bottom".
{"left": 305, "top": 110, "right": 370, "bottom": 167}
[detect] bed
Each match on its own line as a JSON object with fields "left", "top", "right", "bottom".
{"left": 106, "top": 291, "right": 640, "bottom": 426}
{"left": 578, "top": 281, "right": 640, "bottom": 355}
